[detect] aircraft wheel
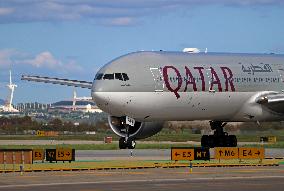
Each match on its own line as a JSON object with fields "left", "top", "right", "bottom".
{"left": 225, "top": 135, "right": 232, "bottom": 147}
{"left": 119, "top": 137, "right": 127, "bottom": 149}
{"left": 229, "top": 135, "right": 237, "bottom": 147}
{"left": 127, "top": 139, "right": 136, "bottom": 149}
{"left": 216, "top": 136, "right": 226, "bottom": 147}
{"left": 208, "top": 135, "right": 215, "bottom": 148}
{"left": 201, "top": 135, "right": 209, "bottom": 147}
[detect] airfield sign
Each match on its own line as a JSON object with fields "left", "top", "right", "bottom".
{"left": 239, "top": 147, "right": 265, "bottom": 159}
{"left": 215, "top": 148, "right": 239, "bottom": 159}
{"left": 33, "top": 149, "right": 44, "bottom": 161}
{"left": 56, "top": 148, "right": 73, "bottom": 161}
{"left": 171, "top": 147, "right": 210, "bottom": 161}
{"left": 171, "top": 148, "right": 195, "bottom": 161}
{"left": 46, "top": 148, "right": 75, "bottom": 162}
{"left": 215, "top": 147, "right": 264, "bottom": 160}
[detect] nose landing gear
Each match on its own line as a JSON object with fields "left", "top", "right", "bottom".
{"left": 201, "top": 121, "right": 237, "bottom": 148}
{"left": 119, "top": 137, "right": 136, "bottom": 149}
{"left": 119, "top": 116, "right": 136, "bottom": 149}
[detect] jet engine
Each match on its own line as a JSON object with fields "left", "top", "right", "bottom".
{"left": 108, "top": 116, "right": 163, "bottom": 140}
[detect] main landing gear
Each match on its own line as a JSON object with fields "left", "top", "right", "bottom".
{"left": 201, "top": 121, "right": 237, "bottom": 148}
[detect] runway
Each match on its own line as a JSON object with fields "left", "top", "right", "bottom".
{"left": 0, "top": 166, "right": 283, "bottom": 191}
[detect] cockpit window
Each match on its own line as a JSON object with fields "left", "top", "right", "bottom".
{"left": 122, "top": 73, "right": 129, "bottom": 81}
{"left": 115, "top": 73, "right": 123, "bottom": 81}
{"left": 95, "top": 72, "right": 128, "bottom": 81}
{"left": 103, "top": 73, "right": 114, "bottom": 80}
{"left": 95, "top": 73, "right": 103, "bottom": 80}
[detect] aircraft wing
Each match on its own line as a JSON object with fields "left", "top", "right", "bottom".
{"left": 21, "top": 75, "right": 93, "bottom": 89}
{"left": 256, "top": 93, "right": 284, "bottom": 113}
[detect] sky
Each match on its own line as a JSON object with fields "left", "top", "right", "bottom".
{"left": 0, "top": 0, "right": 284, "bottom": 104}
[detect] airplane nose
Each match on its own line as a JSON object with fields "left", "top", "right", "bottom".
{"left": 91, "top": 82, "right": 110, "bottom": 110}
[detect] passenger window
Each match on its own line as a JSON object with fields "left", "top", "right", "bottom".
{"left": 122, "top": 73, "right": 129, "bottom": 81}
{"left": 115, "top": 73, "right": 123, "bottom": 81}
{"left": 95, "top": 73, "right": 103, "bottom": 80}
{"left": 103, "top": 73, "right": 114, "bottom": 80}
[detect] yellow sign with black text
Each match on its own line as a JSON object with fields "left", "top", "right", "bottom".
{"left": 33, "top": 149, "right": 44, "bottom": 161}
{"left": 171, "top": 148, "right": 195, "bottom": 161}
{"left": 215, "top": 147, "right": 264, "bottom": 160}
{"left": 215, "top": 148, "right": 239, "bottom": 159}
{"left": 56, "top": 148, "right": 73, "bottom": 161}
{"left": 239, "top": 147, "right": 264, "bottom": 159}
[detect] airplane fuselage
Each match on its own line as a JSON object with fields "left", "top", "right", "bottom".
{"left": 92, "top": 51, "right": 284, "bottom": 122}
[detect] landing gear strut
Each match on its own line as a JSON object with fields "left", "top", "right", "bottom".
{"left": 119, "top": 137, "right": 136, "bottom": 149}
{"left": 201, "top": 121, "right": 237, "bottom": 148}
{"left": 119, "top": 118, "right": 136, "bottom": 149}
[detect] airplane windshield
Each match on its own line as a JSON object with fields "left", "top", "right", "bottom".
{"left": 115, "top": 73, "right": 123, "bottom": 81}
{"left": 95, "top": 73, "right": 103, "bottom": 80}
{"left": 95, "top": 72, "right": 129, "bottom": 81}
{"left": 103, "top": 73, "right": 114, "bottom": 80}
{"left": 122, "top": 73, "right": 129, "bottom": 81}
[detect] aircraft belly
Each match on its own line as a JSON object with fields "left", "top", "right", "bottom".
{"left": 100, "top": 92, "right": 257, "bottom": 122}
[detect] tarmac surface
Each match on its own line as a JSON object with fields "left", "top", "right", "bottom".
{"left": 0, "top": 165, "right": 283, "bottom": 191}
{"left": 76, "top": 148, "right": 284, "bottom": 160}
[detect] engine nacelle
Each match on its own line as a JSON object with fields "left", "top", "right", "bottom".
{"left": 108, "top": 116, "right": 163, "bottom": 139}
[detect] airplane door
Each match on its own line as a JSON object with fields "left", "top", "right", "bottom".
{"left": 150, "top": 67, "right": 164, "bottom": 92}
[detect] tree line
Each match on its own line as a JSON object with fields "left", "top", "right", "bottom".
{"left": 1, "top": 115, "right": 283, "bottom": 135}
{"left": 0, "top": 116, "right": 109, "bottom": 134}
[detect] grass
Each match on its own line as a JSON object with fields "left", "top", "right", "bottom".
{"left": 0, "top": 134, "right": 117, "bottom": 141}
{"left": 243, "top": 142, "right": 284, "bottom": 148}
{"left": 0, "top": 129, "right": 284, "bottom": 149}
{"left": 0, "top": 141, "right": 283, "bottom": 150}
{"left": 1, "top": 129, "right": 284, "bottom": 142}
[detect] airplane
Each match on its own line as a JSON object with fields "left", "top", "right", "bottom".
{"left": 21, "top": 50, "right": 284, "bottom": 149}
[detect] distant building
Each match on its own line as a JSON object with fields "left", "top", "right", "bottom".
{"left": 48, "top": 100, "right": 102, "bottom": 113}
{"left": 16, "top": 102, "right": 50, "bottom": 112}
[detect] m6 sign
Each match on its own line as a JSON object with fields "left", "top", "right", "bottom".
{"left": 215, "top": 148, "right": 239, "bottom": 159}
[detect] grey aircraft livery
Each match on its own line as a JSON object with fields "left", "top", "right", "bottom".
{"left": 22, "top": 51, "right": 284, "bottom": 149}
